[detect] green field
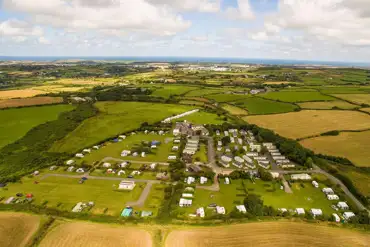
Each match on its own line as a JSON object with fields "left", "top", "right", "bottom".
{"left": 0, "top": 104, "right": 74, "bottom": 149}
{"left": 234, "top": 97, "right": 298, "bottom": 115}
{"left": 185, "top": 88, "right": 224, "bottom": 97}
{"left": 173, "top": 111, "right": 226, "bottom": 124}
{"left": 261, "top": 91, "right": 335, "bottom": 103}
{"left": 51, "top": 102, "right": 194, "bottom": 153}
{"left": 193, "top": 144, "right": 208, "bottom": 163}
{"left": 317, "top": 86, "right": 370, "bottom": 94}
{"left": 298, "top": 100, "right": 358, "bottom": 110}
{"left": 151, "top": 85, "right": 199, "bottom": 98}
{"left": 205, "top": 93, "right": 250, "bottom": 102}
{"left": 79, "top": 133, "right": 175, "bottom": 165}
{"left": 0, "top": 175, "right": 145, "bottom": 216}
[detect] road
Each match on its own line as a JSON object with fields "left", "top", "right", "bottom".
{"left": 126, "top": 182, "right": 155, "bottom": 207}
{"left": 102, "top": 157, "right": 169, "bottom": 166}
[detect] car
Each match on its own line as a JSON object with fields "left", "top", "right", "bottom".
{"left": 127, "top": 175, "right": 134, "bottom": 178}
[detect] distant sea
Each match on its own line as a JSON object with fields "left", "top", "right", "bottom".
{"left": 0, "top": 56, "right": 369, "bottom": 67}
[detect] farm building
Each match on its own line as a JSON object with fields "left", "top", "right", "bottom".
{"left": 225, "top": 177, "right": 230, "bottom": 184}
{"left": 310, "top": 208, "right": 323, "bottom": 217}
{"left": 196, "top": 207, "right": 205, "bottom": 218}
{"left": 121, "top": 207, "right": 133, "bottom": 217}
{"left": 312, "top": 181, "right": 319, "bottom": 188}
{"left": 236, "top": 205, "right": 246, "bottom": 213}
{"left": 216, "top": 206, "right": 226, "bottom": 214}
{"left": 332, "top": 213, "right": 340, "bottom": 223}
{"left": 291, "top": 174, "right": 312, "bottom": 180}
{"left": 322, "top": 188, "right": 334, "bottom": 195}
{"left": 179, "top": 198, "right": 192, "bottom": 207}
{"left": 66, "top": 160, "right": 75, "bottom": 165}
{"left": 343, "top": 212, "right": 355, "bottom": 220}
{"left": 327, "top": 194, "right": 339, "bottom": 200}
{"left": 295, "top": 208, "right": 305, "bottom": 215}
{"left": 200, "top": 177, "right": 208, "bottom": 184}
{"left": 337, "top": 201, "right": 349, "bottom": 210}
{"left": 102, "top": 162, "right": 111, "bottom": 168}
{"left": 118, "top": 180, "right": 136, "bottom": 190}
{"left": 75, "top": 153, "right": 84, "bottom": 158}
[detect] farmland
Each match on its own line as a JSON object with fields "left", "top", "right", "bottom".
{"left": 39, "top": 221, "right": 152, "bottom": 247}
{"left": 151, "top": 85, "right": 200, "bottom": 98}
{"left": 221, "top": 104, "right": 248, "bottom": 116}
{"left": 300, "top": 131, "right": 370, "bottom": 167}
{"left": 260, "top": 91, "right": 335, "bottom": 103}
{"left": 165, "top": 222, "right": 370, "bottom": 247}
{"left": 298, "top": 100, "right": 358, "bottom": 110}
{"left": 185, "top": 88, "right": 224, "bottom": 97}
{"left": 332, "top": 94, "right": 370, "bottom": 105}
{"left": 0, "top": 104, "right": 75, "bottom": 148}
{"left": 361, "top": 108, "right": 370, "bottom": 113}
{"left": 51, "top": 102, "right": 194, "bottom": 153}
{"left": 235, "top": 97, "right": 298, "bottom": 115}
{"left": 0, "top": 212, "right": 41, "bottom": 247}
{"left": 173, "top": 111, "right": 225, "bottom": 124}
{"left": 0, "top": 88, "right": 46, "bottom": 99}
{"left": 205, "top": 93, "right": 249, "bottom": 102}
{"left": 0, "top": 96, "right": 63, "bottom": 109}
{"left": 245, "top": 110, "right": 370, "bottom": 139}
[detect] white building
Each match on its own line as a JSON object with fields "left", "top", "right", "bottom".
{"left": 327, "top": 194, "right": 339, "bottom": 200}
{"left": 75, "top": 153, "right": 84, "bottom": 158}
{"left": 82, "top": 148, "right": 91, "bottom": 153}
{"left": 186, "top": 176, "right": 195, "bottom": 184}
{"left": 225, "top": 177, "right": 230, "bottom": 185}
{"left": 242, "top": 155, "right": 253, "bottom": 164}
{"left": 337, "top": 201, "right": 349, "bottom": 210}
{"left": 119, "top": 135, "right": 126, "bottom": 139}
{"left": 172, "top": 146, "right": 179, "bottom": 151}
{"left": 343, "top": 212, "right": 355, "bottom": 220}
{"left": 291, "top": 174, "right": 312, "bottom": 180}
{"left": 216, "top": 206, "right": 226, "bottom": 214}
{"left": 296, "top": 208, "right": 305, "bottom": 215}
{"left": 196, "top": 207, "right": 205, "bottom": 217}
{"left": 270, "top": 172, "right": 280, "bottom": 179}
{"left": 246, "top": 152, "right": 258, "bottom": 157}
{"left": 150, "top": 163, "right": 157, "bottom": 170}
{"left": 168, "top": 155, "right": 177, "bottom": 160}
{"left": 66, "top": 160, "right": 75, "bottom": 165}
{"left": 121, "top": 150, "right": 131, "bottom": 157}
{"left": 72, "top": 202, "right": 84, "bottom": 212}
{"left": 236, "top": 205, "right": 246, "bottom": 213}
{"left": 332, "top": 213, "right": 340, "bottom": 223}
{"left": 310, "top": 208, "right": 323, "bottom": 217}
{"left": 312, "top": 181, "right": 319, "bottom": 188}
{"left": 118, "top": 180, "right": 136, "bottom": 190}
{"left": 119, "top": 162, "right": 128, "bottom": 168}
{"left": 102, "top": 162, "right": 111, "bottom": 168}
{"left": 249, "top": 144, "right": 261, "bottom": 152}
{"left": 322, "top": 188, "right": 334, "bottom": 195}
{"left": 93, "top": 145, "right": 100, "bottom": 150}
{"left": 118, "top": 170, "right": 125, "bottom": 176}
{"left": 179, "top": 198, "right": 192, "bottom": 207}
{"left": 76, "top": 168, "right": 85, "bottom": 173}
{"left": 173, "top": 128, "right": 180, "bottom": 136}
{"left": 182, "top": 193, "right": 193, "bottom": 198}
{"left": 67, "top": 166, "right": 75, "bottom": 172}
{"left": 200, "top": 177, "right": 208, "bottom": 184}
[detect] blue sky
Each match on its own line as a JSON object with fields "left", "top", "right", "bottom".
{"left": 0, "top": 0, "right": 370, "bottom": 62}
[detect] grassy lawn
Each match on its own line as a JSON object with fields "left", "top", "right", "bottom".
{"left": 0, "top": 175, "right": 145, "bottom": 216}
{"left": 50, "top": 102, "right": 194, "bottom": 153}
{"left": 235, "top": 97, "right": 298, "bottom": 115}
{"left": 193, "top": 144, "right": 208, "bottom": 163}
{"left": 261, "top": 91, "right": 335, "bottom": 103}
{"left": 79, "top": 133, "right": 175, "bottom": 165}
{"left": 0, "top": 104, "right": 74, "bottom": 149}
{"left": 174, "top": 111, "right": 226, "bottom": 125}
{"left": 135, "top": 183, "right": 167, "bottom": 216}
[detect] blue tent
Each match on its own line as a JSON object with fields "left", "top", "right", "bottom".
{"left": 151, "top": 140, "right": 161, "bottom": 146}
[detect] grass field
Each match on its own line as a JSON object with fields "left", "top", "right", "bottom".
{"left": 298, "top": 100, "right": 358, "bottom": 109}
{"left": 205, "top": 93, "right": 250, "bottom": 102}
{"left": 318, "top": 86, "right": 370, "bottom": 94}
{"left": 221, "top": 104, "right": 248, "bottom": 116}
{"left": 245, "top": 110, "right": 370, "bottom": 139}
{"left": 79, "top": 133, "right": 175, "bottom": 164}
{"left": 165, "top": 222, "right": 369, "bottom": 247}
{"left": 0, "top": 212, "right": 41, "bottom": 247}
{"left": 179, "top": 100, "right": 205, "bottom": 106}
{"left": 0, "top": 97, "right": 63, "bottom": 109}
{"left": 0, "top": 89, "right": 46, "bottom": 99}
{"left": 31, "top": 85, "right": 87, "bottom": 93}
{"left": 193, "top": 144, "right": 208, "bottom": 163}
{"left": 300, "top": 131, "right": 370, "bottom": 167}
{"left": 50, "top": 102, "right": 194, "bottom": 153}
{"left": 0, "top": 104, "right": 75, "bottom": 148}
{"left": 235, "top": 97, "right": 299, "bottom": 115}
{"left": 151, "top": 85, "right": 199, "bottom": 98}
{"left": 0, "top": 176, "right": 145, "bottom": 216}
{"left": 185, "top": 88, "right": 224, "bottom": 97}
{"left": 39, "top": 221, "right": 152, "bottom": 247}
{"left": 332, "top": 94, "right": 370, "bottom": 105}
{"left": 173, "top": 111, "right": 225, "bottom": 125}
{"left": 52, "top": 78, "right": 117, "bottom": 85}
{"left": 261, "top": 91, "right": 335, "bottom": 103}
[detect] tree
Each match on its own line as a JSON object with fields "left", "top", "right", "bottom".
{"left": 304, "top": 157, "right": 313, "bottom": 168}
{"left": 261, "top": 146, "right": 269, "bottom": 155}
{"left": 258, "top": 168, "right": 273, "bottom": 181}
{"left": 244, "top": 193, "right": 264, "bottom": 216}
{"left": 221, "top": 136, "right": 231, "bottom": 146}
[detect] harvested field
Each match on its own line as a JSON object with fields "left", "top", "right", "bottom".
{"left": 245, "top": 110, "right": 370, "bottom": 139}
{"left": 361, "top": 108, "right": 370, "bottom": 113}
{"left": 298, "top": 100, "right": 358, "bottom": 109}
{"left": 222, "top": 104, "right": 248, "bottom": 116}
{"left": 39, "top": 221, "right": 152, "bottom": 247}
{"left": 0, "top": 212, "right": 40, "bottom": 247}
{"left": 166, "top": 222, "right": 369, "bottom": 247}
{"left": 261, "top": 91, "right": 335, "bottom": 103}
{"left": 333, "top": 94, "right": 370, "bottom": 105}
{"left": 32, "top": 85, "right": 87, "bottom": 93}
{"left": 0, "top": 97, "right": 63, "bottom": 109}
{"left": 0, "top": 89, "right": 45, "bottom": 99}
{"left": 52, "top": 78, "right": 117, "bottom": 85}
{"left": 300, "top": 131, "right": 370, "bottom": 167}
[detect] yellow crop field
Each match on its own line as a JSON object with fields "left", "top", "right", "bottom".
{"left": 361, "top": 108, "right": 370, "bottom": 113}
{"left": 332, "top": 94, "right": 370, "bottom": 105}
{"left": 300, "top": 131, "right": 370, "bottom": 167}
{"left": 245, "top": 110, "right": 370, "bottom": 139}
{"left": 222, "top": 104, "right": 248, "bottom": 116}
{"left": 32, "top": 85, "right": 87, "bottom": 92}
{"left": 53, "top": 78, "right": 117, "bottom": 85}
{"left": 0, "top": 212, "right": 40, "bottom": 247}
{"left": 0, "top": 96, "right": 63, "bottom": 108}
{"left": 298, "top": 100, "right": 357, "bottom": 109}
{"left": 39, "top": 221, "right": 152, "bottom": 247}
{"left": 263, "top": 81, "right": 292, "bottom": 85}
{"left": 165, "top": 222, "right": 369, "bottom": 247}
{"left": 0, "top": 89, "right": 45, "bottom": 99}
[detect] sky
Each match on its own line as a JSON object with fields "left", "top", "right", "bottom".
{"left": 0, "top": 0, "right": 370, "bottom": 62}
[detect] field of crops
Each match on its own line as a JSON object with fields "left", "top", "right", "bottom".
{"left": 165, "top": 222, "right": 369, "bottom": 247}
{"left": 0, "top": 96, "right": 63, "bottom": 109}
{"left": 185, "top": 88, "right": 224, "bottom": 97}
{"left": 332, "top": 94, "right": 370, "bottom": 105}
{"left": 298, "top": 100, "right": 357, "bottom": 109}
{"left": 261, "top": 91, "right": 335, "bottom": 103}
{"left": 361, "top": 108, "right": 370, "bottom": 113}
{"left": 0, "top": 212, "right": 41, "bottom": 247}
{"left": 0, "top": 88, "right": 45, "bottom": 99}
{"left": 52, "top": 78, "right": 117, "bottom": 85}
{"left": 317, "top": 86, "right": 370, "bottom": 94}
{"left": 51, "top": 102, "right": 194, "bottom": 153}
{"left": 300, "top": 131, "right": 370, "bottom": 167}
{"left": 235, "top": 97, "right": 298, "bottom": 115}
{"left": 245, "top": 110, "right": 370, "bottom": 139}
{"left": 221, "top": 104, "right": 248, "bottom": 116}
{"left": 151, "top": 85, "right": 199, "bottom": 98}
{"left": 205, "top": 93, "right": 249, "bottom": 102}
{"left": 39, "top": 221, "right": 152, "bottom": 247}
{"left": 0, "top": 104, "right": 74, "bottom": 148}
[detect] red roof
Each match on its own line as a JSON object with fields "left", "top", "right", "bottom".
{"left": 26, "top": 194, "right": 33, "bottom": 198}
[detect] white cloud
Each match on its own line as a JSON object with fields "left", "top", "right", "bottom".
{"left": 191, "top": 36, "right": 208, "bottom": 42}
{"left": 3, "top": 0, "right": 191, "bottom": 36}
{"left": 38, "top": 36, "right": 51, "bottom": 44}
{"left": 0, "top": 19, "right": 43, "bottom": 37}
{"left": 147, "top": 0, "right": 220, "bottom": 13}
{"left": 225, "top": 0, "right": 254, "bottom": 20}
